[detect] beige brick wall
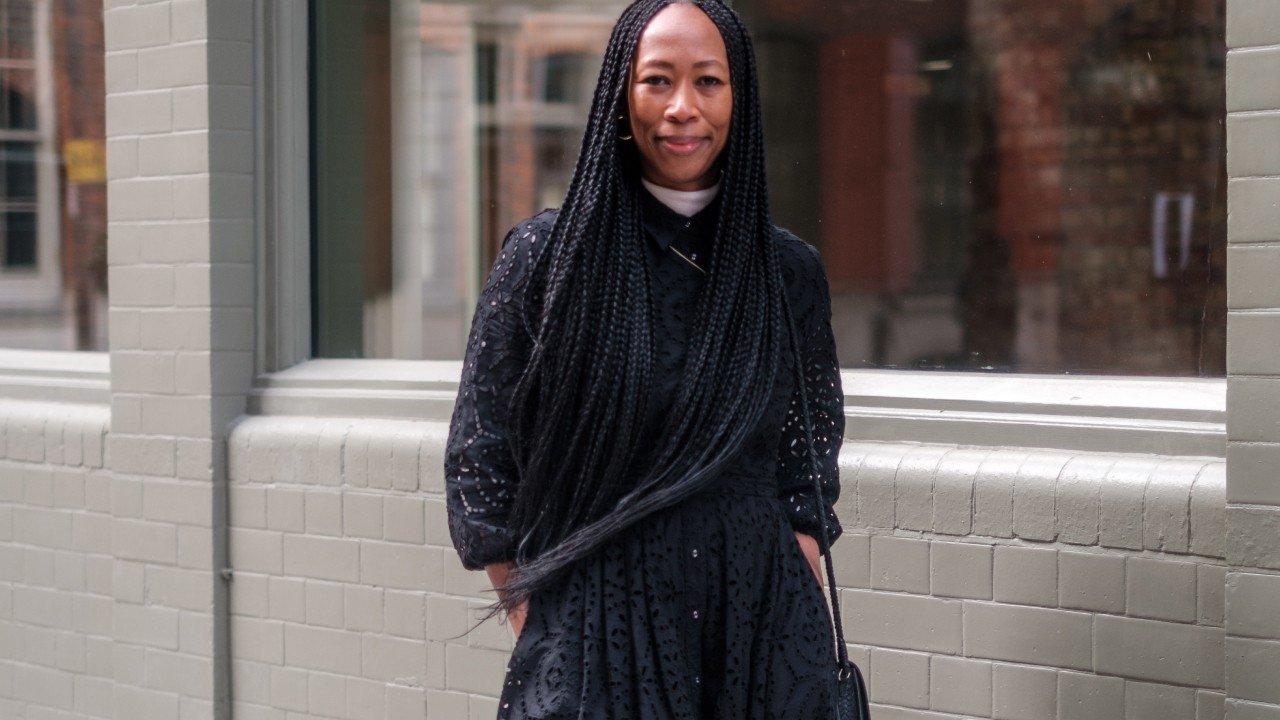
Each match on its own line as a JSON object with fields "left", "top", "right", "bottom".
{"left": 834, "top": 445, "right": 1227, "bottom": 719}
{"left": 100, "top": 0, "right": 253, "bottom": 718}
{"left": 226, "top": 419, "right": 1230, "bottom": 720}
{"left": 1224, "top": 1, "right": 1280, "bottom": 719}
{"left": 0, "top": 403, "right": 111, "bottom": 718}
{"left": 225, "top": 417, "right": 446, "bottom": 718}
{"left": 2, "top": 1, "right": 1277, "bottom": 719}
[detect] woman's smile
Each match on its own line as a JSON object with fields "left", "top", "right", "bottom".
{"left": 658, "top": 135, "right": 708, "bottom": 155}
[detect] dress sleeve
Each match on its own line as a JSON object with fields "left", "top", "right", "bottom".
{"left": 776, "top": 240, "right": 846, "bottom": 551}
{"left": 444, "top": 219, "right": 542, "bottom": 571}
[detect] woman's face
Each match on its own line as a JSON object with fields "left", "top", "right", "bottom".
{"left": 626, "top": 3, "right": 732, "bottom": 191}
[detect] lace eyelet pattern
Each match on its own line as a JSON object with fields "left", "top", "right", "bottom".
{"left": 445, "top": 209, "right": 846, "bottom": 718}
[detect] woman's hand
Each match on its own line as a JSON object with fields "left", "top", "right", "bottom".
{"left": 484, "top": 560, "right": 530, "bottom": 639}
{"left": 794, "top": 531, "right": 824, "bottom": 589}
{"left": 508, "top": 597, "right": 530, "bottom": 639}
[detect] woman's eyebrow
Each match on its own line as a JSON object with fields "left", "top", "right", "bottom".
{"left": 637, "top": 58, "right": 726, "bottom": 70}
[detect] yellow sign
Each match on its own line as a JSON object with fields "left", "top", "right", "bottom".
{"left": 63, "top": 139, "right": 106, "bottom": 183}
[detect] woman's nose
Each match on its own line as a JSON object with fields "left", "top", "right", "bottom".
{"left": 665, "top": 81, "right": 698, "bottom": 122}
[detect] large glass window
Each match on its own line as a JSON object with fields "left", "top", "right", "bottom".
{"left": 310, "top": 0, "right": 1225, "bottom": 377}
{"left": 0, "top": 0, "right": 107, "bottom": 351}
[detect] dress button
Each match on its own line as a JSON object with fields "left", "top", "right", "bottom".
{"left": 692, "top": 609, "right": 699, "bottom": 619}
{"left": 695, "top": 674, "right": 701, "bottom": 685}
{"left": 691, "top": 548, "right": 698, "bottom": 558}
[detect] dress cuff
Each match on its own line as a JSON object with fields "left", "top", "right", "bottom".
{"left": 780, "top": 489, "right": 844, "bottom": 552}
{"left": 448, "top": 511, "right": 518, "bottom": 571}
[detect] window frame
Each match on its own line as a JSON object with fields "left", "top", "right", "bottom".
{"left": 248, "top": 0, "right": 1226, "bottom": 460}
{"left": 254, "top": 0, "right": 312, "bottom": 375}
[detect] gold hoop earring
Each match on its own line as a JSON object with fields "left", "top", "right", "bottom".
{"left": 616, "top": 113, "right": 633, "bottom": 141}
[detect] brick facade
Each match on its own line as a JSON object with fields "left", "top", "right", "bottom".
{"left": 1223, "top": 0, "right": 1280, "bottom": 718}
{"left": 0, "top": 1, "right": 1276, "bottom": 719}
{"left": 100, "top": 0, "right": 254, "bottom": 717}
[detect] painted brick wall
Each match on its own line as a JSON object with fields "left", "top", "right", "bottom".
{"left": 0, "top": 402, "right": 111, "bottom": 718}
{"left": 832, "top": 444, "right": 1227, "bottom": 720}
{"left": 225, "top": 417, "right": 445, "bottom": 718}
{"left": 99, "top": 0, "right": 254, "bottom": 718}
{"left": 225, "top": 418, "right": 1229, "bottom": 720}
{"left": 3, "top": 1, "right": 1276, "bottom": 719}
{"left": 1223, "top": 1, "right": 1280, "bottom": 719}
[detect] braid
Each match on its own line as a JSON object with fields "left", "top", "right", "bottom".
{"left": 467, "top": 0, "right": 786, "bottom": 631}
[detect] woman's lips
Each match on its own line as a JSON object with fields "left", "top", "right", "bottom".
{"left": 659, "top": 137, "right": 707, "bottom": 156}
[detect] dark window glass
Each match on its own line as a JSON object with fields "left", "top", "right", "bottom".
{"left": 2, "top": 210, "right": 35, "bottom": 267}
{"left": 0, "top": 69, "right": 37, "bottom": 130}
{"left": 0, "top": 140, "right": 36, "bottom": 201}
{"left": 475, "top": 41, "right": 497, "bottom": 105}
{"left": 539, "top": 51, "right": 589, "bottom": 104}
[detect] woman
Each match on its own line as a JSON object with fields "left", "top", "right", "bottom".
{"left": 444, "top": 0, "right": 846, "bottom": 717}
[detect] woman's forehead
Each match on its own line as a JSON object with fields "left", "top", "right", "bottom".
{"left": 634, "top": 4, "right": 727, "bottom": 66}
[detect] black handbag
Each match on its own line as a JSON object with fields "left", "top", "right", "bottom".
{"left": 783, "top": 289, "right": 872, "bottom": 720}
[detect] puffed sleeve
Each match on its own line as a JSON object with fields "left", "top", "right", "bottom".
{"left": 443, "top": 216, "right": 546, "bottom": 571}
{"left": 776, "top": 238, "right": 846, "bottom": 551}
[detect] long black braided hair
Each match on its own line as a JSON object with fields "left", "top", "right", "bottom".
{"left": 473, "top": 0, "right": 799, "bottom": 629}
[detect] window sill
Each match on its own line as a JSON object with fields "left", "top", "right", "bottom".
{"left": 249, "top": 358, "right": 464, "bottom": 420}
{"left": 0, "top": 349, "right": 110, "bottom": 405}
{"left": 250, "top": 359, "right": 1226, "bottom": 457}
{"left": 844, "top": 368, "right": 1225, "bottom": 457}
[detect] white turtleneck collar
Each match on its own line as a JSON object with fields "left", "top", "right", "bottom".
{"left": 640, "top": 176, "right": 721, "bottom": 218}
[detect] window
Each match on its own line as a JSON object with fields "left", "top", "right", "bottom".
{"left": 0, "top": 0, "right": 106, "bottom": 351}
{"left": 537, "top": 51, "right": 593, "bottom": 105}
{"left": 309, "top": 1, "right": 622, "bottom": 360}
{"left": 308, "top": 0, "right": 1225, "bottom": 378}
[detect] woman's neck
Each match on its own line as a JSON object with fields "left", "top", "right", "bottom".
{"left": 640, "top": 176, "right": 720, "bottom": 217}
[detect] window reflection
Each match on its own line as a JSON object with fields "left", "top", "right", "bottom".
{"left": 313, "top": 0, "right": 623, "bottom": 359}
{"left": 310, "top": 0, "right": 1225, "bottom": 376}
{"left": 0, "top": 0, "right": 106, "bottom": 350}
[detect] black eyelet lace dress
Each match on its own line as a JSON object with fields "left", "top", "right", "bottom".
{"left": 444, "top": 184, "right": 846, "bottom": 720}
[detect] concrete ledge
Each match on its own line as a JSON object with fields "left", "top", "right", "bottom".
{"left": 839, "top": 441, "right": 1225, "bottom": 559}
{"left": 227, "top": 415, "right": 446, "bottom": 492}
{"left": 248, "top": 360, "right": 1227, "bottom": 457}
{"left": 0, "top": 400, "right": 109, "bottom": 468}
{"left": 227, "top": 416, "right": 1226, "bottom": 560}
{"left": 227, "top": 416, "right": 1229, "bottom": 604}
{"left": 0, "top": 349, "right": 110, "bottom": 406}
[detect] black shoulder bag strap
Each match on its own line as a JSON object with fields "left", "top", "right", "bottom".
{"left": 782, "top": 280, "right": 871, "bottom": 719}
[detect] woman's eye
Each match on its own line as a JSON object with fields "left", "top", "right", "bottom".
{"left": 641, "top": 76, "right": 669, "bottom": 86}
{"left": 698, "top": 76, "right": 724, "bottom": 86}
